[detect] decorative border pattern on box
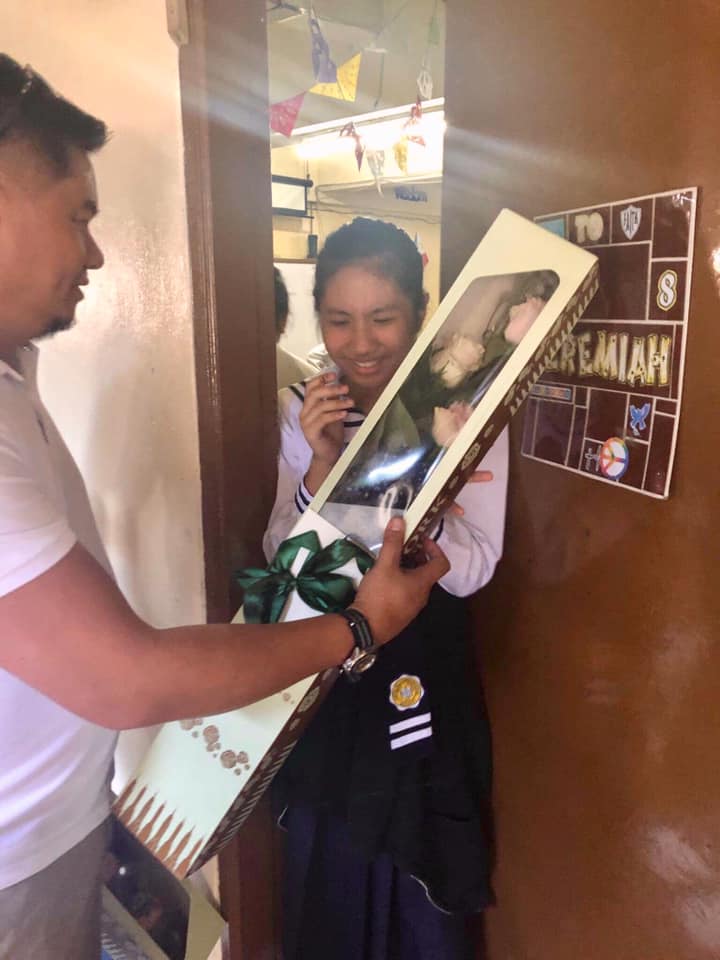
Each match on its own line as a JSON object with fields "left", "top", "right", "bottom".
{"left": 115, "top": 666, "right": 337, "bottom": 875}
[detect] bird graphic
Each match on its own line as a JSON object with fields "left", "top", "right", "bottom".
{"left": 629, "top": 402, "right": 651, "bottom": 437}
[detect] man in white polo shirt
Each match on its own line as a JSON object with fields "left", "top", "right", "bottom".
{"left": 0, "top": 54, "right": 448, "bottom": 959}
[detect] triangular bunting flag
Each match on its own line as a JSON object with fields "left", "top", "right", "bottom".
{"left": 417, "top": 67, "right": 433, "bottom": 101}
{"left": 367, "top": 149, "right": 385, "bottom": 193}
{"left": 339, "top": 122, "right": 365, "bottom": 171}
{"left": 310, "top": 52, "right": 362, "bottom": 102}
{"left": 403, "top": 97, "right": 426, "bottom": 147}
{"left": 309, "top": 8, "right": 337, "bottom": 83}
{"left": 270, "top": 92, "right": 306, "bottom": 137}
{"left": 393, "top": 136, "right": 408, "bottom": 174}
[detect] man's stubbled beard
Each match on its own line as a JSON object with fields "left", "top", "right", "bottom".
{"left": 41, "top": 316, "right": 75, "bottom": 338}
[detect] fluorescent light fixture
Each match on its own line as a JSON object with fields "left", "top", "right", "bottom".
{"left": 290, "top": 97, "right": 445, "bottom": 139}
{"left": 295, "top": 110, "right": 446, "bottom": 159}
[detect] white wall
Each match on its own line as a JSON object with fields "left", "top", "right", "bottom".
{"left": 275, "top": 261, "right": 320, "bottom": 358}
{"left": 4, "top": 2, "right": 205, "bottom": 781}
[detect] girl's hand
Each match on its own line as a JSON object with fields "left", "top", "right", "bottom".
{"left": 301, "top": 372, "right": 354, "bottom": 494}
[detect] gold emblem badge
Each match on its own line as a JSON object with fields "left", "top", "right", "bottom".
{"left": 389, "top": 674, "right": 425, "bottom": 711}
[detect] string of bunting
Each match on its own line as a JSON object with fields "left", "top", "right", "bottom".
{"left": 392, "top": 96, "right": 427, "bottom": 174}
{"left": 270, "top": 1, "right": 439, "bottom": 184}
{"left": 270, "top": 8, "right": 363, "bottom": 136}
{"left": 309, "top": 52, "right": 363, "bottom": 102}
{"left": 309, "top": 7, "right": 337, "bottom": 84}
{"left": 393, "top": 0, "right": 439, "bottom": 172}
{"left": 270, "top": 54, "right": 363, "bottom": 136}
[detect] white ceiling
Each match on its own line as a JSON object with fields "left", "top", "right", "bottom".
{"left": 267, "top": 0, "right": 446, "bottom": 134}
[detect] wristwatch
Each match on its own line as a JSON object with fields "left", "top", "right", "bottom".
{"left": 338, "top": 607, "right": 378, "bottom": 681}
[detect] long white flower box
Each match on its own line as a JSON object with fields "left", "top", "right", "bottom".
{"left": 114, "top": 209, "right": 598, "bottom": 881}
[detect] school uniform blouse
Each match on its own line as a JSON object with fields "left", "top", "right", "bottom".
{"left": 265, "top": 378, "right": 510, "bottom": 940}
{"left": 262, "top": 380, "right": 509, "bottom": 598}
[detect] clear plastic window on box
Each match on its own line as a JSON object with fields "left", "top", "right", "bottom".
{"left": 317, "top": 269, "right": 559, "bottom": 553}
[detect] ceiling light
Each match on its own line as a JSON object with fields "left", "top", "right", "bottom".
{"left": 290, "top": 97, "right": 444, "bottom": 139}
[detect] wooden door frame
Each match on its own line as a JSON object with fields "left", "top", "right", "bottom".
{"left": 178, "top": 1, "right": 280, "bottom": 956}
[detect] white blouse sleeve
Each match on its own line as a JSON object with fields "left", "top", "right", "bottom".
{"left": 432, "top": 426, "right": 509, "bottom": 598}
{"left": 262, "top": 388, "right": 313, "bottom": 562}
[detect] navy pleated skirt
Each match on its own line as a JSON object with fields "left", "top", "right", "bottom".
{"left": 273, "top": 587, "right": 494, "bottom": 960}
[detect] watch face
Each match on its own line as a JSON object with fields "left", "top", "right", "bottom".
{"left": 342, "top": 647, "right": 378, "bottom": 680}
{"left": 353, "top": 651, "right": 377, "bottom": 674}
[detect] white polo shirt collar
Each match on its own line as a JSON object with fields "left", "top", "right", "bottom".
{"left": 0, "top": 343, "right": 38, "bottom": 384}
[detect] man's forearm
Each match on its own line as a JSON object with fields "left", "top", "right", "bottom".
{"left": 0, "top": 545, "right": 354, "bottom": 730}
{"left": 1, "top": 524, "right": 447, "bottom": 730}
{"left": 104, "top": 615, "right": 353, "bottom": 729}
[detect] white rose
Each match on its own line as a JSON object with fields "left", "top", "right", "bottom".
{"left": 430, "top": 333, "right": 485, "bottom": 388}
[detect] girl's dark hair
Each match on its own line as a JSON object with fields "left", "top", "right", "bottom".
{"left": 313, "top": 217, "right": 425, "bottom": 324}
{"left": 273, "top": 266, "right": 289, "bottom": 338}
{"left": 0, "top": 54, "right": 107, "bottom": 176}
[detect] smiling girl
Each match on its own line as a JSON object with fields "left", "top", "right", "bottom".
{"left": 264, "top": 218, "right": 509, "bottom": 960}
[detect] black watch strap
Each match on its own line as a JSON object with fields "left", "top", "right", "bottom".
{"left": 337, "top": 607, "right": 375, "bottom": 653}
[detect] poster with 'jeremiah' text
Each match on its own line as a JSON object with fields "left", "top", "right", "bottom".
{"left": 523, "top": 188, "right": 697, "bottom": 498}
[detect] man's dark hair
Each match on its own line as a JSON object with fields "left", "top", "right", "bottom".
{"left": 274, "top": 267, "right": 289, "bottom": 340}
{"left": 313, "top": 217, "right": 426, "bottom": 326}
{"left": 0, "top": 53, "right": 107, "bottom": 175}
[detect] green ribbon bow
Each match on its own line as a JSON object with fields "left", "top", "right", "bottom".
{"left": 236, "top": 531, "right": 374, "bottom": 624}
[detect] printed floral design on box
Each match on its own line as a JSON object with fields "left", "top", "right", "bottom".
{"left": 179, "top": 718, "right": 250, "bottom": 776}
